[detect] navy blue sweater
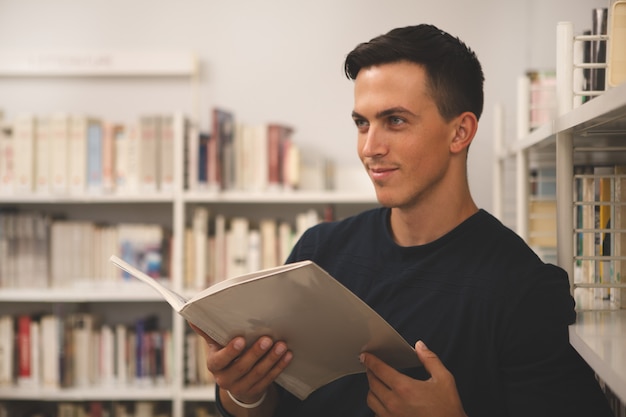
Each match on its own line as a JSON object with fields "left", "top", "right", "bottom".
{"left": 268, "top": 208, "right": 612, "bottom": 417}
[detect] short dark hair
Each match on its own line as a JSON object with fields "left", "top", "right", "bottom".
{"left": 344, "top": 24, "right": 484, "bottom": 121}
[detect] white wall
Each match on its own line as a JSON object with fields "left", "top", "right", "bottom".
{"left": 0, "top": 0, "right": 609, "bottom": 210}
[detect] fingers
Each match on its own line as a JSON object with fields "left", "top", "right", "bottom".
{"left": 187, "top": 321, "right": 293, "bottom": 404}
{"left": 229, "top": 337, "right": 293, "bottom": 397}
{"left": 414, "top": 340, "right": 451, "bottom": 381}
{"left": 360, "top": 351, "right": 395, "bottom": 388}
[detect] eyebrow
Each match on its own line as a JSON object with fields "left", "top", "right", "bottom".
{"left": 351, "top": 106, "right": 414, "bottom": 120}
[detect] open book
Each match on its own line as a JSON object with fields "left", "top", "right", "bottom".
{"left": 109, "top": 255, "right": 421, "bottom": 400}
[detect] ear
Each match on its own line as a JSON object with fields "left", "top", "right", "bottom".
{"left": 449, "top": 112, "right": 478, "bottom": 154}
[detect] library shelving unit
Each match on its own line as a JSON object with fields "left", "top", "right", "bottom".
{"left": 0, "top": 51, "right": 379, "bottom": 417}
{"left": 494, "top": 21, "right": 626, "bottom": 409}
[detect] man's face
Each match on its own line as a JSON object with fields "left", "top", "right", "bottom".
{"left": 352, "top": 61, "right": 459, "bottom": 210}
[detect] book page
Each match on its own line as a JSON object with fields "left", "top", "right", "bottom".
{"left": 109, "top": 255, "right": 187, "bottom": 311}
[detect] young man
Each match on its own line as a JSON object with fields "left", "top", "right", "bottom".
{"left": 193, "top": 24, "right": 614, "bottom": 417}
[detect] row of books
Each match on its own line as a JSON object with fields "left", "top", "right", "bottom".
{"left": 185, "top": 332, "right": 215, "bottom": 387}
{"left": 573, "top": 164, "right": 626, "bottom": 309}
{"left": 0, "top": 112, "right": 184, "bottom": 196}
{"left": 0, "top": 206, "right": 324, "bottom": 290}
{"left": 527, "top": 166, "right": 557, "bottom": 257}
{"left": 183, "top": 207, "right": 321, "bottom": 290}
{"left": 0, "top": 401, "right": 176, "bottom": 417}
{"left": 0, "top": 313, "right": 174, "bottom": 391}
{"left": 0, "top": 211, "right": 169, "bottom": 289}
{"left": 0, "top": 107, "right": 337, "bottom": 197}
{"left": 525, "top": 163, "right": 626, "bottom": 310}
{"left": 185, "top": 108, "right": 304, "bottom": 193}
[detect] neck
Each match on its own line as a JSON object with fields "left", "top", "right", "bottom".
{"left": 389, "top": 194, "right": 478, "bottom": 247}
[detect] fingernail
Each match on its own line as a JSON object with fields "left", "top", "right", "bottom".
{"left": 359, "top": 353, "right": 365, "bottom": 363}
{"left": 260, "top": 337, "right": 272, "bottom": 350}
{"left": 233, "top": 338, "right": 245, "bottom": 351}
{"left": 416, "top": 340, "right": 427, "bottom": 350}
{"left": 274, "top": 343, "right": 286, "bottom": 355}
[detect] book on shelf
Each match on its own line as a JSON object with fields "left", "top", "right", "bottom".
{"left": 191, "top": 206, "right": 209, "bottom": 290}
{"left": 0, "top": 123, "right": 14, "bottom": 195}
{"left": 109, "top": 255, "right": 422, "bottom": 400}
{"left": 185, "top": 331, "right": 215, "bottom": 386}
{"left": 590, "top": 8, "right": 608, "bottom": 94}
{"left": 0, "top": 315, "right": 13, "bottom": 387}
{"left": 208, "top": 108, "right": 234, "bottom": 191}
{"left": 184, "top": 122, "right": 200, "bottom": 191}
{"left": 226, "top": 216, "right": 250, "bottom": 278}
{"left": 50, "top": 113, "right": 71, "bottom": 195}
{"left": 116, "top": 123, "right": 142, "bottom": 195}
{"left": 68, "top": 116, "right": 89, "bottom": 195}
{"left": 12, "top": 113, "right": 36, "bottom": 194}
{"left": 614, "top": 165, "right": 626, "bottom": 308}
{"left": 86, "top": 118, "right": 104, "bottom": 193}
{"left": 608, "top": 0, "right": 626, "bottom": 87}
{"left": 41, "top": 314, "right": 61, "bottom": 389}
{"left": 159, "top": 113, "right": 184, "bottom": 193}
{"left": 138, "top": 115, "right": 159, "bottom": 193}
{"left": 102, "top": 121, "right": 121, "bottom": 193}
{"left": 17, "top": 314, "right": 34, "bottom": 387}
{"left": 0, "top": 311, "right": 173, "bottom": 390}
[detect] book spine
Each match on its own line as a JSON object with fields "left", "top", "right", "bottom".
{"left": 160, "top": 114, "right": 175, "bottom": 193}
{"left": 12, "top": 114, "right": 36, "bottom": 194}
{"left": 192, "top": 207, "right": 209, "bottom": 289}
{"left": 139, "top": 116, "right": 158, "bottom": 193}
{"left": 267, "top": 124, "right": 280, "bottom": 190}
{"left": 590, "top": 8, "right": 608, "bottom": 93}
{"left": 68, "top": 116, "right": 88, "bottom": 194}
{"left": 17, "top": 315, "right": 32, "bottom": 385}
{"left": 125, "top": 124, "right": 141, "bottom": 194}
{"left": 0, "top": 315, "right": 14, "bottom": 386}
{"left": 86, "top": 120, "right": 103, "bottom": 194}
{"left": 50, "top": 113, "right": 70, "bottom": 195}
{"left": 102, "top": 122, "right": 118, "bottom": 194}
{"left": 115, "top": 323, "right": 128, "bottom": 386}
{"left": 608, "top": 0, "right": 626, "bottom": 87}
{"left": 185, "top": 122, "right": 199, "bottom": 191}
{"left": 0, "top": 124, "right": 15, "bottom": 195}
{"left": 41, "top": 314, "right": 61, "bottom": 388}
{"left": 197, "top": 131, "right": 209, "bottom": 190}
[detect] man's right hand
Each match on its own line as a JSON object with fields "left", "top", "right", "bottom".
{"left": 188, "top": 322, "right": 293, "bottom": 416}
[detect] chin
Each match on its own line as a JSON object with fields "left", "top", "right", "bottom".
{"left": 374, "top": 191, "right": 398, "bottom": 208}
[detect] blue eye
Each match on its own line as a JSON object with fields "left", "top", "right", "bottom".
{"left": 389, "top": 116, "right": 404, "bottom": 125}
{"left": 353, "top": 118, "right": 369, "bottom": 129}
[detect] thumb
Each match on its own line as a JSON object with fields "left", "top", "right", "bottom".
{"left": 415, "top": 340, "right": 447, "bottom": 378}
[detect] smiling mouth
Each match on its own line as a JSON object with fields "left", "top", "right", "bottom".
{"left": 368, "top": 165, "right": 397, "bottom": 173}
{"left": 367, "top": 165, "right": 398, "bottom": 181}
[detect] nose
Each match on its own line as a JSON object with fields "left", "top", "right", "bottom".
{"left": 360, "top": 125, "right": 388, "bottom": 158}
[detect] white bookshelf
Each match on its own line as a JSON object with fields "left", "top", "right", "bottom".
{"left": 494, "top": 21, "right": 626, "bottom": 409}
{"left": 0, "top": 50, "right": 378, "bottom": 417}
